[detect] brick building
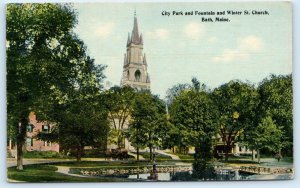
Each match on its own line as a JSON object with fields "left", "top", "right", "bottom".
{"left": 25, "top": 112, "right": 59, "bottom": 152}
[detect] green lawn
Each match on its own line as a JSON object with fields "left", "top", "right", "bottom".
{"left": 7, "top": 164, "right": 132, "bottom": 182}
{"left": 135, "top": 152, "right": 172, "bottom": 161}
{"left": 55, "top": 160, "right": 177, "bottom": 167}
{"left": 7, "top": 160, "right": 183, "bottom": 182}
{"left": 24, "top": 151, "right": 70, "bottom": 159}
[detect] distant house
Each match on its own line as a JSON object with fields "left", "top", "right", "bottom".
{"left": 25, "top": 112, "right": 59, "bottom": 152}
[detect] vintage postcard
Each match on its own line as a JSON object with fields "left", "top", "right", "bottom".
{"left": 6, "top": 2, "right": 293, "bottom": 182}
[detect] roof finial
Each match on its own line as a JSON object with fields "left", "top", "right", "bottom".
{"left": 134, "top": 8, "right": 136, "bottom": 17}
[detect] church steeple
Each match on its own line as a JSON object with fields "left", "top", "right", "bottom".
{"left": 128, "top": 11, "right": 143, "bottom": 45}
{"left": 121, "top": 10, "right": 150, "bottom": 90}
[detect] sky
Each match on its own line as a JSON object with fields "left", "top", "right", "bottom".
{"left": 73, "top": 2, "right": 292, "bottom": 99}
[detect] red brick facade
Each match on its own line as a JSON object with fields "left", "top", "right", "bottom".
{"left": 26, "top": 112, "right": 59, "bottom": 152}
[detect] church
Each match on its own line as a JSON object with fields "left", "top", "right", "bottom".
{"left": 120, "top": 12, "right": 150, "bottom": 90}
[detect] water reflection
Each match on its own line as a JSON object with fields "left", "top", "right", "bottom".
{"left": 106, "top": 171, "right": 250, "bottom": 181}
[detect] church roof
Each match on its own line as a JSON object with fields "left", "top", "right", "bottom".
{"left": 128, "top": 13, "right": 143, "bottom": 45}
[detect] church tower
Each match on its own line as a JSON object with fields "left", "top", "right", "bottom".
{"left": 121, "top": 12, "right": 150, "bottom": 90}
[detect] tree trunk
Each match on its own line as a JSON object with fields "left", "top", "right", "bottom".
{"left": 172, "top": 147, "right": 175, "bottom": 153}
{"left": 149, "top": 146, "right": 153, "bottom": 161}
{"left": 257, "top": 149, "right": 260, "bottom": 163}
{"left": 137, "top": 147, "right": 139, "bottom": 161}
{"left": 225, "top": 144, "right": 231, "bottom": 162}
{"left": 76, "top": 146, "right": 83, "bottom": 162}
{"left": 16, "top": 142, "right": 24, "bottom": 170}
{"left": 16, "top": 112, "right": 28, "bottom": 170}
{"left": 252, "top": 150, "right": 255, "bottom": 160}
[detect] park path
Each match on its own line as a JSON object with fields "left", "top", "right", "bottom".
{"left": 156, "top": 150, "right": 180, "bottom": 160}
{"left": 128, "top": 151, "right": 145, "bottom": 160}
{"left": 55, "top": 166, "right": 92, "bottom": 178}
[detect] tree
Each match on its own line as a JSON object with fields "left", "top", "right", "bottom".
{"left": 243, "top": 116, "right": 283, "bottom": 163}
{"left": 212, "top": 81, "right": 259, "bottom": 161}
{"left": 6, "top": 3, "right": 88, "bottom": 170}
{"left": 38, "top": 48, "right": 108, "bottom": 162}
{"left": 258, "top": 74, "right": 293, "bottom": 156}
{"left": 127, "top": 91, "right": 166, "bottom": 161}
{"left": 104, "top": 86, "right": 136, "bottom": 149}
{"left": 165, "top": 83, "right": 189, "bottom": 106}
{"left": 165, "top": 77, "right": 208, "bottom": 106}
{"left": 170, "top": 89, "right": 219, "bottom": 159}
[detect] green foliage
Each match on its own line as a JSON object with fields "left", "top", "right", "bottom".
{"left": 127, "top": 91, "right": 167, "bottom": 160}
{"left": 170, "top": 88, "right": 219, "bottom": 159}
{"left": 6, "top": 3, "right": 88, "bottom": 169}
{"left": 258, "top": 74, "right": 293, "bottom": 155}
{"left": 104, "top": 86, "right": 136, "bottom": 148}
{"left": 212, "top": 80, "right": 259, "bottom": 161}
{"left": 7, "top": 3, "right": 109, "bottom": 165}
{"left": 23, "top": 151, "right": 66, "bottom": 159}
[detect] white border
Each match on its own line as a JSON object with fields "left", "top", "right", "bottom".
{"left": 0, "top": 1, "right": 299, "bottom": 188}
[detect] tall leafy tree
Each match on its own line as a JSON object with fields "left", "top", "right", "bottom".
{"left": 170, "top": 89, "right": 219, "bottom": 159}
{"left": 212, "top": 81, "right": 259, "bottom": 161}
{"left": 243, "top": 116, "right": 283, "bottom": 163}
{"left": 40, "top": 56, "right": 109, "bottom": 162}
{"left": 6, "top": 4, "right": 98, "bottom": 169}
{"left": 104, "top": 86, "right": 136, "bottom": 149}
{"left": 127, "top": 91, "right": 166, "bottom": 161}
{"left": 258, "top": 74, "right": 293, "bottom": 156}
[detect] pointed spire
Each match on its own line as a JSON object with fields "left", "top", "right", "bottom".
{"left": 131, "top": 11, "right": 140, "bottom": 44}
{"left": 143, "top": 53, "right": 147, "bottom": 65}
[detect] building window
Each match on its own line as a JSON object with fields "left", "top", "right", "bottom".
{"left": 42, "top": 125, "right": 49, "bottom": 133}
{"left": 26, "top": 124, "right": 33, "bottom": 132}
{"left": 134, "top": 70, "right": 141, "bottom": 81}
{"left": 26, "top": 137, "right": 33, "bottom": 147}
{"left": 44, "top": 141, "right": 51, "bottom": 147}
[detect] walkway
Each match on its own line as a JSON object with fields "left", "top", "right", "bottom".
{"left": 155, "top": 150, "right": 180, "bottom": 160}
{"left": 128, "top": 151, "right": 145, "bottom": 160}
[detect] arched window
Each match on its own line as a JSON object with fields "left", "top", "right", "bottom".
{"left": 134, "top": 70, "right": 141, "bottom": 82}
{"left": 127, "top": 70, "right": 130, "bottom": 79}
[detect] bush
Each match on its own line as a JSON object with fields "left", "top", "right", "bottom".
{"left": 24, "top": 151, "right": 65, "bottom": 158}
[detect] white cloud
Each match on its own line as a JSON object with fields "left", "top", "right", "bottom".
{"left": 184, "top": 22, "right": 205, "bottom": 40}
{"left": 213, "top": 36, "right": 264, "bottom": 63}
{"left": 239, "top": 36, "right": 263, "bottom": 52}
{"left": 95, "top": 22, "right": 115, "bottom": 38}
{"left": 147, "top": 28, "right": 169, "bottom": 39}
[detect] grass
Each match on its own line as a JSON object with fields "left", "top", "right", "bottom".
{"left": 24, "top": 151, "right": 70, "bottom": 159}
{"left": 136, "top": 152, "right": 172, "bottom": 161}
{"left": 165, "top": 151, "right": 194, "bottom": 161}
{"left": 176, "top": 153, "right": 194, "bottom": 160}
{"left": 7, "top": 164, "right": 132, "bottom": 182}
{"left": 55, "top": 160, "right": 178, "bottom": 167}
{"left": 7, "top": 160, "right": 182, "bottom": 182}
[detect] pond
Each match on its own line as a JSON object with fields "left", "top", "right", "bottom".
{"left": 71, "top": 166, "right": 252, "bottom": 181}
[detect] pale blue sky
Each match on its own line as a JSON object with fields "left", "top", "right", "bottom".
{"left": 73, "top": 2, "right": 292, "bottom": 98}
